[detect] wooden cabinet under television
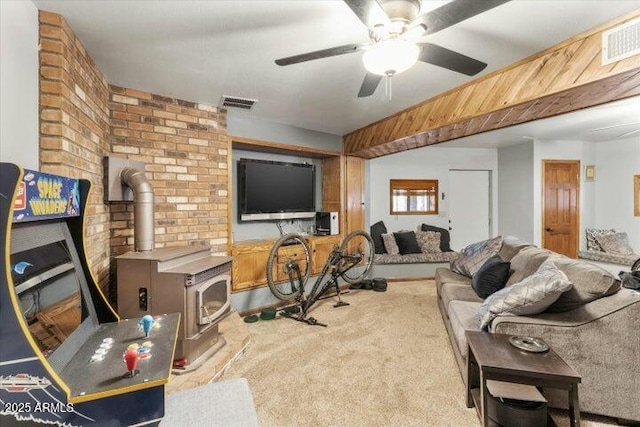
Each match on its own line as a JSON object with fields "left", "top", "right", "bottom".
{"left": 231, "top": 240, "right": 272, "bottom": 292}
{"left": 311, "top": 235, "right": 341, "bottom": 275}
{"left": 231, "top": 235, "right": 343, "bottom": 292}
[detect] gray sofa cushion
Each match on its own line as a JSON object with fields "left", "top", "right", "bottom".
{"left": 478, "top": 261, "right": 573, "bottom": 329}
{"left": 382, "top": 233, "right": 399, "bottom": 255}
{"left": 374, "top": 252, "right": 459, "bottom": 265}
{"left": 435, "top": 267, "right": 471, "bottom": 294}
{"left": 585, "top": 228, "right": 615, "bottom": 251}
{"left": 441, "top": 282, "right": 483, "bottom": 308}
{"left": 577, "top": 250, "right": 638, "bottom": 267}
{"left": 420, "top": 223, "right": 451, "bottom": 252}
{"left": 506, "top": 246, "right": 556, "bottom": 286}
{"left": 451, "top": 236, "right": 503, "bottom": 277}
{"left": 498, "top": 236, "right": 532, "bottom": 261}
{"left": 596, "top": 232, "right": 635, "bottom": 255}
{"left": 545, "top": 257, "right": 621, "bottom": 313}
{"left": 447, "top": 300, "right": 482, "bottom": 360}
{"left": 416, "top": 230, "right": 441, "bottom": 253}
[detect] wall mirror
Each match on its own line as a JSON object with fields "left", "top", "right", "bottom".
{"left": 390, "top": 179, "right": 439, "bottom": 215}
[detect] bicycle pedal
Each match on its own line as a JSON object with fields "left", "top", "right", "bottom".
{"left": 334, "top": 301, "right": 349, "bottom": 308}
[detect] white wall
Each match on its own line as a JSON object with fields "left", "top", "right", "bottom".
{"left": 367, "top": 146, "right": 498, "bottom": 238}
{"left": 0, "top": 0, "right": 39, "bottom": 169}
{"left": 593, "top": 137, "right": 640, "bottom": 251}
{"left": 227, "top": 112, "right": 342, "bottom": 151}
{"left": 497, "top": 141, "right": 535, "bottom": 242}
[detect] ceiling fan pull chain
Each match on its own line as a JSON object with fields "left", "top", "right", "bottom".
{"left": 383, "top": 74, "right": 389, "bottom": 101}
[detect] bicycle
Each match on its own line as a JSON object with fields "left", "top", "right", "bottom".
{"left": 266, "top": 230, "right": 374, "bottom": 326}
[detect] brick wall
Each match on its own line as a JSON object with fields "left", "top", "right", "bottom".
{"left": 38, "top": 11, "right": 112, "bottom": 290}
{"left": 109, "top": 86, "right": 229, "bottom": 259}
{"left": 38, "top": 11, "right": 230, "bottom": 301}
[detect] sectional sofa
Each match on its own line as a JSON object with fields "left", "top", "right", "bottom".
{"left": 435, "top": 236, "right": 640, "bottom": 423}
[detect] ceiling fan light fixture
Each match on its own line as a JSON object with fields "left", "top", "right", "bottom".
{"left": 362, "top": 39, "right": 419, "bottom": 76}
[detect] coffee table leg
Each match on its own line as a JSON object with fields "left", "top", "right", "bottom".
{"left": 466, "top": 347, "right": 473, "bottom": 408}
{"left": 568, "top": 384, "right": 580, "bottom": 427}
{"left": 480, "top": 370, "right": 489, "bottom": 427}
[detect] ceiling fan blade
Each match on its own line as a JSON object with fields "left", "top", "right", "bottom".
{"left": 358, "top": 72, "right": 384, "bottom": 98}
{"left": 418, "top": 43, "right": 487, "bottom": 76}
{"left": 413, "top": 0, "right": 511, "bottom": 36}
{"left": 343, "top": 0, "right": 390, "bottom": 30}
{"left": 275, "top": 43, "right": 366, "bottom": 66}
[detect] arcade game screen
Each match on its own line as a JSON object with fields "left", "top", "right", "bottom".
{"left": 10, "top": 240, "right": 87, "bottom": 355}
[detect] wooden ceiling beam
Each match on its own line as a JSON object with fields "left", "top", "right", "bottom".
{"left": 343, "top": 11, "right": 640, "bottom": 159}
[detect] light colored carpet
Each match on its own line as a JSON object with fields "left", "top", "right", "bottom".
{"left": 220, "top": 281, "right": 620, "bottom": 427}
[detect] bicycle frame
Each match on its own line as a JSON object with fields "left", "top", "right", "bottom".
{"left": 281, "top": 244, "right": 362, "bottom": 326}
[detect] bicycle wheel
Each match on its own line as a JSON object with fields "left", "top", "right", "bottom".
{"left": 266, "top": 233, "right": 312, "bottom": 301}
{"left": 337, "top": 230, "right": 374, "bottom": 284}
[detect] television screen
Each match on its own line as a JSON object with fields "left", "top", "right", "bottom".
{"left": 238, "top": 158, "right": 316, "bottom": 221}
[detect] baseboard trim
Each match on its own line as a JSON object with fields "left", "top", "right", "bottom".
{"left": 386, "top": 276, "right": 435, "bottom": 282}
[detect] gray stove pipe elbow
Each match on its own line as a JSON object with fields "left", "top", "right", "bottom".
{"left": 120, "top": 167, "right": 154, "bottom": 251}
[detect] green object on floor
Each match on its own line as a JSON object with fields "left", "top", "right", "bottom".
{"left": 259, "top": 308, "right": 277, "bottom": 320}
{"left": 243, "top": 314, "right": 259, "bottom": 323}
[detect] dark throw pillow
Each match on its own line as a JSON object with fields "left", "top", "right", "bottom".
{"left": 370, "top": 221, "right": 388, "bottom": 254}
{"left": 471, "top": 255, "right": 511, "bottom": 299}
{"left": 393, "top": 231, "right": 422, "bottom": 255}
{"left": 420, "top": 224, "right": 451, "bottom": 252}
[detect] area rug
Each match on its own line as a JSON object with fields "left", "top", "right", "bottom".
{"left": 220, "top": 281, "right": 618, "bottom": 427}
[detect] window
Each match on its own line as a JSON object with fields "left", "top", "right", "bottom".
{"left": 390, "top": 179, "right": 438, "bottom": 215}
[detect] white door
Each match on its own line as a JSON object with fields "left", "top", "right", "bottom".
{"left": 448, "top": 170, "right": 491, "bottom": 251}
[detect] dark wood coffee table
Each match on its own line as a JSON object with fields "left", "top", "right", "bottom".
{"left": 466, "top": 331, "right": 581, "bottom": 427}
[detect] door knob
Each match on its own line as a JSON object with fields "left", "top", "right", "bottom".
{"left": 545, "top": 227, "right": 554, "bottom": 232}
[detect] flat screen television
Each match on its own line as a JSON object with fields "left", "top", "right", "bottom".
{"left": 238, "top": 158, "right": 316, "bottom": 221}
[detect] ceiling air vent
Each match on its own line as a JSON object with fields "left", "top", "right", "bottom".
{"left": 219, "top": 96, "right": 258, "bottom": 111}
{"left": 602, "top": 17, "right": 640, "bottom": 65}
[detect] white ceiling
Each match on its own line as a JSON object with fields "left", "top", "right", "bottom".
{"left": 33, "top": 0, "right": 640, "bottom": 144}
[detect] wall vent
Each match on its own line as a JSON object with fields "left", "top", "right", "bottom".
{"left": 602, "top": 17, "right": 640, "bottom": 65}
{"left": 219, "top": 95, "right": 258, "bottom": 111}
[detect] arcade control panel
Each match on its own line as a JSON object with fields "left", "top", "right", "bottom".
{"left": 58, "top": 313, "right": 179, "bottom": 401}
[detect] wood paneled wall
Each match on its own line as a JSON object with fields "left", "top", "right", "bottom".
{"left": 343, "top": 11, "right": 640, "bottom": 159}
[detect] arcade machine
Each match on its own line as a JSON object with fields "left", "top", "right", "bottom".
{"left": 0, "top": 162, "right": 180, "bottom": 426}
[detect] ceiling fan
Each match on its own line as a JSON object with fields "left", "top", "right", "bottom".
{"left": 275, "top": 0, "right": 511, "bottom": 97}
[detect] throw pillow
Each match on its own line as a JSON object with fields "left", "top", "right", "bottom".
{"left": 471, "top": 255, "right": 511, "bottom": 299}
{"left": 545, "top": 257, "right": 621, "bottom": 313}
{"left": 420, "top": 224, "right": 452, "bottom": 252}
{"left": 370, "top": 221, "right": 388, "bottom": 254}
{"left": 585, "top": 228, "right": 615, "bottom": 252}
{"left": 477, "top": 261, "right": 572, "bottom": 330}
{"left": 393, "top": 231, "right": 422, "bottom": 255}
{"left": 381, "top": 233, "right": 399, "bottom": 255}
{"left": 451, "top": 236, "right": 503, "bottom": 278}
{"left": 416, "top": 230, "right": 442, "bottom": 253}
{"left": 595, "top": 232, "right": 635, "bottom": 255}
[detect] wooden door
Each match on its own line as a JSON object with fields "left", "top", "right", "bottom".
{"left": 345, "top": 156, "right": 365, "bottom": 235}
{"left": 542, "top": 160, "right": 580, "bottom": 258}
{"left": 449, "top": 170, "right": 491, "bottom": 251}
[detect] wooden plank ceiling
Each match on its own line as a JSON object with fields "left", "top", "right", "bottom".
{"left": 343, "top": 11, "right": 640, "bottom": 159}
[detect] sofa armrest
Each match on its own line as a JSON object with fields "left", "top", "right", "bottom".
{"left": 491, "top": 289, "right": 640, "bottom": 421}
{"left": 491, "top": 288, "right": 640, "bottom": 331}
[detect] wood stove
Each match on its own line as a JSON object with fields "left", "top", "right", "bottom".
{"left": 116, "top": 246, "right": 232, "bottom": 366}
